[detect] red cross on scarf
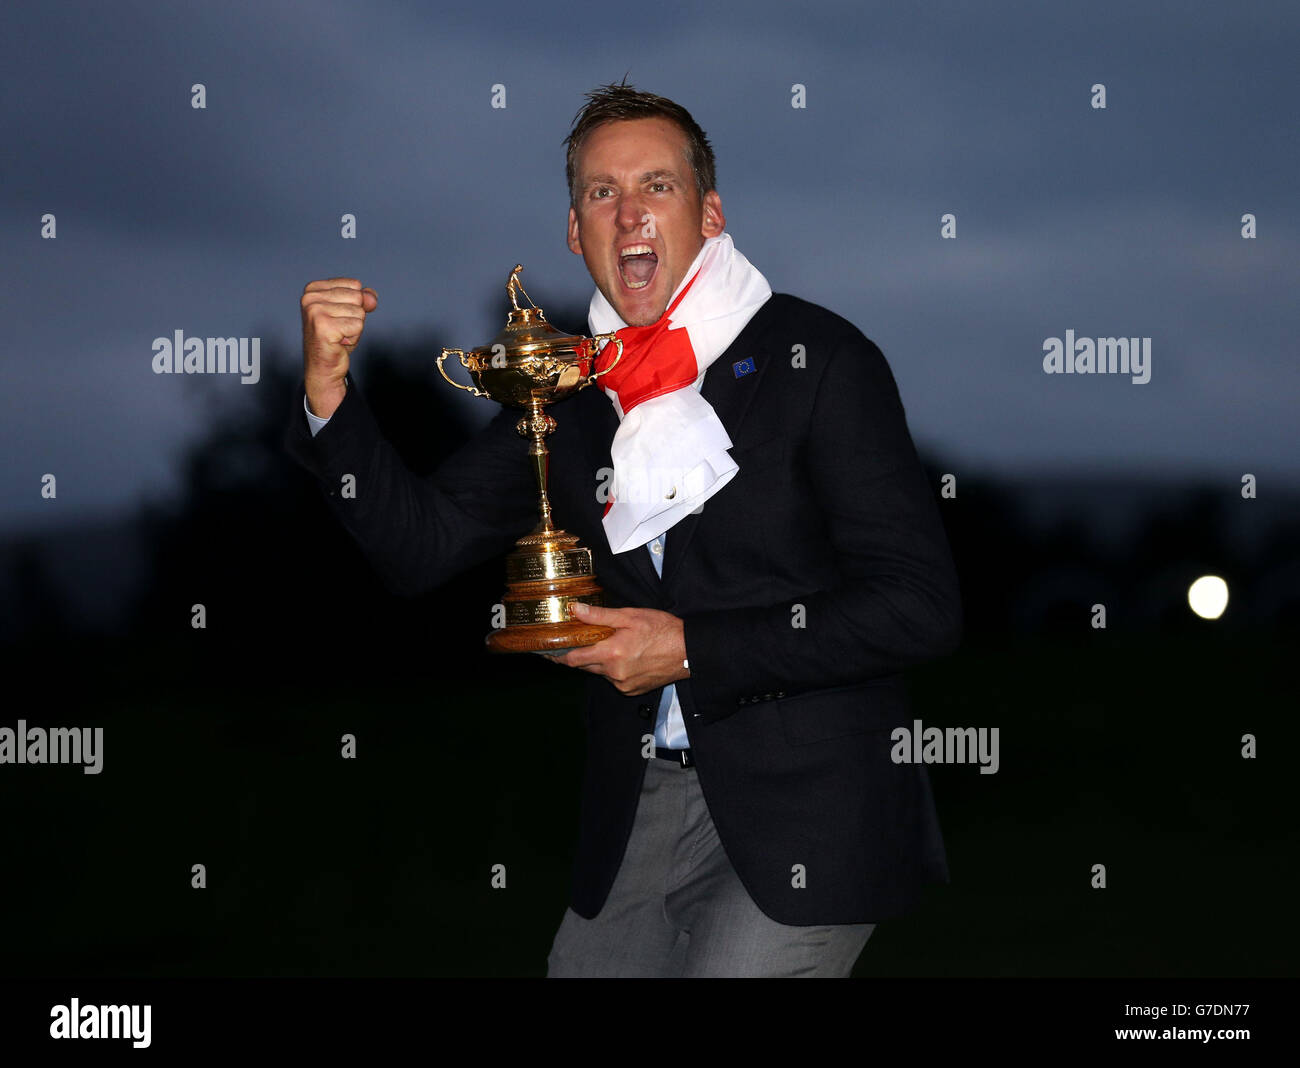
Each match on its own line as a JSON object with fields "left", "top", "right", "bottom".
{"left": 593, "top": 270, "right": 702, "bottom": 415}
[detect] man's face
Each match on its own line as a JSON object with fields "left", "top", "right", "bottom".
{"left": 567, "top": 116, "right": 725, "bottom": 327}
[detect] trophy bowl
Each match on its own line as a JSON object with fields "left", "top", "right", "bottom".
{"left": 451, "top": 321, "right": 602, "bottom": 405}
{"left": 436, "top": 265, "right": 623, "bottom": 653}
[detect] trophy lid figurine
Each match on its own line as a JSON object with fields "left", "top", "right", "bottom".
{"left": 437, "top": 265, "right": 623, "bottom": 653}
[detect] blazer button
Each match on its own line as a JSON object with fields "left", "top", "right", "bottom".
{"left": 637, "top": 704, "right": 653, "bottom": 719}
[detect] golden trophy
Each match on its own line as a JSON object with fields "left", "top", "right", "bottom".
{"left": 437, "top": 265, "right": 624, "bottom": 653}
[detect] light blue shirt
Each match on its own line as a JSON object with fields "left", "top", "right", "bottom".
{"left": 304, "top": 394, "right": 331, "bottom": 436}
{"left": 305, "top": 392, "right": 690, "bottom": 750}
{"left": 645, "top": 530, "right": 689, "bottom": 749}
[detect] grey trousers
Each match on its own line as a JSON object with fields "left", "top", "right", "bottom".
{"left": 547, "top": 755, "right": 874, "bottom": 977}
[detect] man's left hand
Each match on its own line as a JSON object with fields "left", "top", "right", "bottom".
{"left": 546, "top": 602, "right": 690, "bottom": 696}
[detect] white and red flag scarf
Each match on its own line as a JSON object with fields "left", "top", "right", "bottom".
{"left": 588, "top": 233, "right": 771, "bottom": 554}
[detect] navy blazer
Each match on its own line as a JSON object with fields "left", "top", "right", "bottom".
{"left": 284, "top": 293, "right": 962, "bottom": 925}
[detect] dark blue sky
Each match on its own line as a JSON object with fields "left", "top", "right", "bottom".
{"left": 6, "top": 0, "right": 1298, "bottom": 534}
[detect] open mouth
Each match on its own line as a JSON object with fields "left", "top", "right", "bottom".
{"left": 618, "top": 244, "right": 658, "bottom": 290}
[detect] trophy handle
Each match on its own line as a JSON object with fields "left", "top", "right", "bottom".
{"left": 586, "top": 334, "right": 623, "bottom": 386}
{"left": 437, "top": 348, "right": 487, "bottom": 397}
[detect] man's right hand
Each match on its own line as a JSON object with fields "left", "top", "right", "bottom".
{"left": 301, "top": 278, "right": 379, "bottom": 419}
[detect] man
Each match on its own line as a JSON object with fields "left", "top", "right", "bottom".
{"left": 285, "top": 84, "right": 961, "bottom": 977}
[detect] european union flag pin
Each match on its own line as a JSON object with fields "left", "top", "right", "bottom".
{"left": 733, "top": 356, "right": 756, "bottom": 378}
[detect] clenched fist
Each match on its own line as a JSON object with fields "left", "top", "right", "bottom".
{"left": 300, "top": 278, "right": 378, "bottom": 419}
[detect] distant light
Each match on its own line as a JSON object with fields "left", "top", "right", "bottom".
{"left": 1188, "top": 575, "right": 1229, "bottom": 620}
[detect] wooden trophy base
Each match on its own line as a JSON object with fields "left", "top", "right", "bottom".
{"left": 484, "top": 526, "right": 616, "bottom": 654}
{"left": 485, "top": 620, "right": 615, "bottom": 653}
